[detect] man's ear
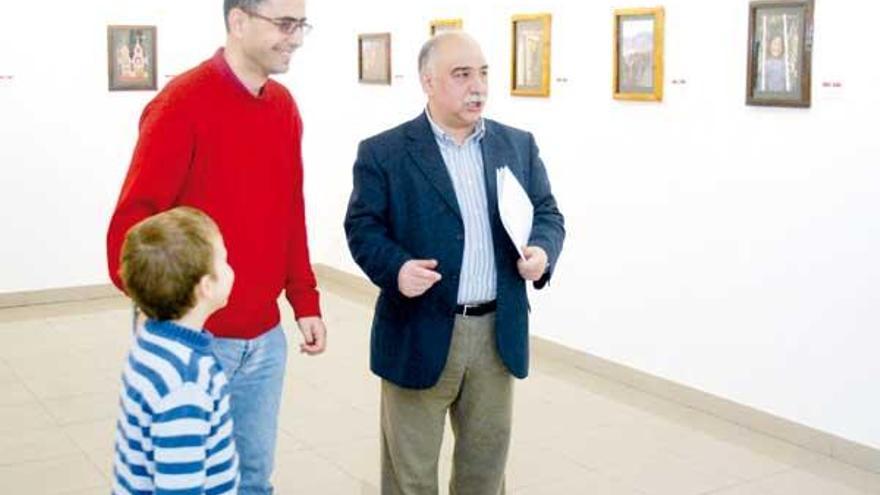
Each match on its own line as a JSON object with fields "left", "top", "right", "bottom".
{"left": 420, "top": 71, "right": 434, "bottom": 96}
{"left": 227, "top": 8, "right": 248, "bottom": 38}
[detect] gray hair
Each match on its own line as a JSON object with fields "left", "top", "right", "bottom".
{"left": 224, "top": 0, "right": 267, "bottom": 30}
{"left": 418, "top": 31, "right": 469, "bottom": 76}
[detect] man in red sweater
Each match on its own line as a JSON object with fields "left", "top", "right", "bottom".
{"left": 106, "top": 1, "right": 325, "bottom": 493}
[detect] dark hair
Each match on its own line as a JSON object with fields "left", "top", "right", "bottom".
{"left": 223, "top": 0, "right": 266, "bottom": 30}
{"left": 120, "top": 207, "right": 221, "bottom": 321}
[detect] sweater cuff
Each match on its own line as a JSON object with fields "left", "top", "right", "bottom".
{"left": 288, "top": 289, "right": 322, "bottom": 320}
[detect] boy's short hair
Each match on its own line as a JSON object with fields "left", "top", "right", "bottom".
{"left": 120, "top": 207, "right": 221, "bottom": 320}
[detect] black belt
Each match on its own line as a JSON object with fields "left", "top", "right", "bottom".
{"left": 454, "top": 300, "right": 496, "bottom": 317}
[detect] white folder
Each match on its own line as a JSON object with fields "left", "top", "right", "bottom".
{"left": 496, "top": 166, "right": 533, "bottom": 259}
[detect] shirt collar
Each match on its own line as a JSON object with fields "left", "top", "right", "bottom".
{"left": 425, "top": 107, "right": 485, "bottom": 146}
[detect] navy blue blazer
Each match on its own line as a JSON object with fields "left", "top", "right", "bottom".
{"left": 344, "top": 113, "right": 565, "bottom": 389}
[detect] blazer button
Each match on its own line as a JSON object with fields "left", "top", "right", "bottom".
{"left": 456, "top": 234, "right": 464, "bottom": 240}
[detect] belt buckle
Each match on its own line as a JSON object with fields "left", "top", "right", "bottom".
{"left": 461, "top": 304, "right": 475, "bottom": 317}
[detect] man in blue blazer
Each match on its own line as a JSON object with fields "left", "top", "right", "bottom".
{"left": 345, "top": 32, "right": 564, "bottom": 494}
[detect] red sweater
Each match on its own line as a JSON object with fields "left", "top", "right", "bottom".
{"left": 107, "top": 49, "right": 321, "bottom": 339}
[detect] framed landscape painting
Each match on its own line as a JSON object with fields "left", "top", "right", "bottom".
{"left": 613, "top": 8, "right": 664, "bottom": 101}
{"left": 511, "top": 13, "right": 551, "bottom": 97}
{"left": 358, "top": 33, "right": 391, "bottom": 85}
{"left": 430, "top": 18, "right": 463, "bottom": 36}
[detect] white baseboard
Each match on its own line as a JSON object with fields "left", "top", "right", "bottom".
{"left": 4, "top": 266, "right": 877, "bottom": 474}
{"left": 313, "top": 263, "right": 880, "bottom": 475}
{"left": 0, "top": 284, "right": 121, "bottom": 309}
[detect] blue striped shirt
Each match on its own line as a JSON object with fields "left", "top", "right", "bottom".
{"left": 426, "top": 110, "right": 497, "bottom": 304}
{"left": 113, "top": 319, "right": 239, "bottom": 495}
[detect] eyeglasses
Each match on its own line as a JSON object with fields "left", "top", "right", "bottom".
{"left": 242, "top": 9, "right": 313, "bottom": 36}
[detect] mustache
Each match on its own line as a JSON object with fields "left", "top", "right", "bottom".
{"left": 465, "top": 94, "right": 487, "bottom": 104}
{"left": 273, "top": 43, "right": 300, "bottom": 53}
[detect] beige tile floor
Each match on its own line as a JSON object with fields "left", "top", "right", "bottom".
{"left": 1, "top": 290, "right": 879, "bottom": 494}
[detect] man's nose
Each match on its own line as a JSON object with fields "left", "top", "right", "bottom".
{"left": 471, "top": 76, "right": 487, "bottom": 93}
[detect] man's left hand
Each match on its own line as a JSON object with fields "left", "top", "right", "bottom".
{"left": 517, "top": 246, "right": 548, "bottom": 281}
{"left": 296, "top": 316, "right": 327, "bottom": 355}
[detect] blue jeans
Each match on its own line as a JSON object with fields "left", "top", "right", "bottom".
{"left": 212, "top": 325, "right": 288, "bottom": 495}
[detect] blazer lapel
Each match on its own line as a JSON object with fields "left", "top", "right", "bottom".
{"left": 406, "top": 113, "right": 462, "bottom": 219}
{"left": 479, "top": 120, "right": 509, "bottom": 226}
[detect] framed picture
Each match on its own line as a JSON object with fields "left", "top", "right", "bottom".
{"left": 107, "top": 25, "right": 157, "bottom": 91}
{"left": 358, "top": 33, "right": 392, "bottom": 85}
{"left": 613, "top": 7, "right": 664, "bottom": 101}
{"left": 511, "top": 13, "right": 552, "bottom": 97}
{"left": 746, "top": 0, "right": 814, "bottom": 107}
{"left": 430, "top": 18, "right": 463, "bottom": 36}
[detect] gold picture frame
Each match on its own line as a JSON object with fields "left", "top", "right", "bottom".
{"left": 429, "top": 18, "right": 463, "bottom": 36}
{"left": 358, "top": 33, "right": 392, "bottom": 85}
{"left": 613, "top": 7, "right": 664, "bottom": 102}
{"left": 511, "top": 13, "right": 551, "bottom": 97}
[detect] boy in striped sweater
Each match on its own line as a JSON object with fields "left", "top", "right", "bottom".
{"left": 113, "top": 206, "right": 239, "bottom": 494}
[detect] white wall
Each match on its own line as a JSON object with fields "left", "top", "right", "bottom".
{"left": 2, "top": 0, "right": 878, "bottom": 450}
{"left": 302, "top": 0, "right": 880, "bottom": 451}
{"left": 0, "top": 0, "right": 224, "bottom": 292}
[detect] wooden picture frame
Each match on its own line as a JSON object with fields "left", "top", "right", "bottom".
{"left": 511, "top": 13, "right": 552, "bottom": 97}
{"left": 107, "top": 25, "right": 157, "bottom": 91}
{"left": 358, "top": 33, "right": 392, "bottom": 85}
{"left": 746, "top": 0, "right": 814, "bottom": 107}
{"left": 613, "top": 7, "right": 664, "bottom": 102}
{"left": 430, "top": 18, "right": 463, "bottom": 36}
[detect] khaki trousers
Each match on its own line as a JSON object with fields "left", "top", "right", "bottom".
{"left": 381, "top": 313, "right": 514, "bottom": 495}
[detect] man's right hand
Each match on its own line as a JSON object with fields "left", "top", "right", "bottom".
{"left": 398, "top": 259, "right": 442, "bottom": 298}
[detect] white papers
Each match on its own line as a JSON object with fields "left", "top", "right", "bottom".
{"left": 497, "top": 166, "right": 533, "bottom": 259}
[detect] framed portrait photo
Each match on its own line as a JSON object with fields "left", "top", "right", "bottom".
{"left": 107, "top": 25, "right": 157, "bottom": 91}
{"left": 613, "top": 7, "right": 664, "bottom": 102}
{"left": 746, "top": 0, "right": 814, "bottom": 107}
{"left": 430, "top": 18, "right": 463, "bottom": 36}
{"left": 358, "top": 33, "right": 391, "bottom": 85}
{"left": 511, "top": 13, "right": 551, "bottom": 97}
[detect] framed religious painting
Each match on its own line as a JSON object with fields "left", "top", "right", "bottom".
{"left": 613, "top": 7, "right": 664, "bottom": 101}
{"left": 746, "top": 0, "right": 814, "bottom": 107}
{"left": 511, "top": 13, "right": 551, "bottom": 97}
{"left": 430, "top": 18, "right": 463, "bottom": 36}
{"left": 107, "top": 25, "right": 157, "bottom": 91}
{"left": 358, "top": 33, "right": 392, "bottom": 85}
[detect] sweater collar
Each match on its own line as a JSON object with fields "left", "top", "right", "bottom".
{"left": 144, "top": 319, "right": 213, "bottom": 353}
{"left": 210, "top": 47, "right": 269, "bottom": 100}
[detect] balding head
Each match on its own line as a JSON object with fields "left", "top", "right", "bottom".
{"left": 418, "top": 31, "right": 488, "bottom": 142}
{"left": 418, "top": 32, "right": 482, "bottom": 77}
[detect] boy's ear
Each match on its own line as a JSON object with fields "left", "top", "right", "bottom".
{"left": 194, "top": 273, "right": 213, "bottom": 301}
